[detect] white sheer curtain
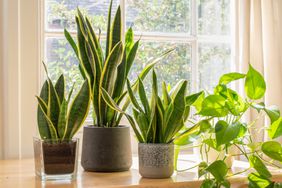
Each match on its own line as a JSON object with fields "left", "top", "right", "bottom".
{"left": 0, "top": 0, "right": 4, "bottom": 159}
{"left": 236, "top": 0, "right": 282, "bottom": 141}
{"left": 0, "top": 0, "right": 40, "bottom": 159}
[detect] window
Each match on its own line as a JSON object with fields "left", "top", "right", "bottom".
{"left": 44, "top": 0, "right": 233, "bottom": 93}
{"left": 43, "top": 0, "right": 233, "bottom": 154}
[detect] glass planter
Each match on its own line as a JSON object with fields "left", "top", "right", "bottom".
{"left": 33, "top": 137, "right": 79, "bottom": 181}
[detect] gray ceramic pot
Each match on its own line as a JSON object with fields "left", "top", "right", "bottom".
{"left": 81, "top": 125, "right": 132, "bottom": 172}
{"left": 138, "top": 143, "right": 174, "bottom": 179}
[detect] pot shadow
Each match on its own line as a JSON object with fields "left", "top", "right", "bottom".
{"left": 138, "top": 176, "right": 174, "bottom": 185}
{"left": 35, "top": 178, "right": 78, "bottom": 188}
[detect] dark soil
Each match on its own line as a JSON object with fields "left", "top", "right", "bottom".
{"left": 42, "top": 140, "right": 77, "bottom": 175}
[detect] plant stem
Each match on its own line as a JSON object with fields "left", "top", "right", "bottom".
{"left": 176, "top": 164, "right": 199, "bottom": 172}
{"left": 231, "top": 151, "right": 257, "bottom": 157}
{"left": 226, "top": 168, "right": 251, "bottom": 178}
{"left": 247, "top": 112, "right": 263, "bottom": 129}
{"left": 200, "top": 143, "right": 204, "bottom": 161}
{"left": 257, "top": 155, "right": 281, "bottom": 168}
{"left": 234, "top": 143, "right": 249, "bottom": 160}
{"left": 205, "top": 143, "right": 209, "bottom": 163}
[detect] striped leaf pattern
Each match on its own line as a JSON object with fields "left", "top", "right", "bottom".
{"left": 64, "top": 1, "right": 171, "bottom": 127}
{"left": 102, "top": 71, "right": 195, "bottom": 144}
{"left": 36, "top": 72, "right": 90, "bottom": 140}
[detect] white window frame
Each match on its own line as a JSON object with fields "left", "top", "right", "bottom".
{"left": 42, "top": 0, "right": 235, "bottom": 155}
{"left": 42, "top": 0, "right": 233, "bottom": 92}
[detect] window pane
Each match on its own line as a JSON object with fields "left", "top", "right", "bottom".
{"left": 198, "top": 0, "right": 230, "bottom": 35}
{"left": 129, "top": 42, "right": 192, "bottom": 92}
{"left": 198, "top": 43, "right": 231, "bottom": 90}
{"left": 45, "top": 0, "right": 119, "bottom": 31}
{"left": 126, "top": 0, "right": 191, "bottom": 33}
{"left": 45, "top": 37, "right": 83, "bottom": 90}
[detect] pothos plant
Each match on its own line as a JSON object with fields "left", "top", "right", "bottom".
{"left": 175, "top": 64, "right": 282, "bottom": 187}
{"left": 36, "top": 63, "right": 90, "bottom": 140}
{"left": 101, "top": 70, "right": 201, "bottom": 143}
{"left": 64, "top": 0, "right": 172, "bottom": 127}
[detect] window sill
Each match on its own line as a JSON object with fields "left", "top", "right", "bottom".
{"left": 1, "top": 155, "right": 282, "bottom": 188}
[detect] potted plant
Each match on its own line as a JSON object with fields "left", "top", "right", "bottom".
{"left": 176, "top": 64, "right": 282, "bottom": 187}
{"left": 102, "top": 70, "right": 200, "bottom": 178}
{"left": 64, "top": 1, "right": 171, "bottom": 172}
{"left": 34, "top": 64, "right": 90, "bottom": 180}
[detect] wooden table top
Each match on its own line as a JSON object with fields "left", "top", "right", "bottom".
{"left": 0, "top": 156, "right": 282, "bottom": 188}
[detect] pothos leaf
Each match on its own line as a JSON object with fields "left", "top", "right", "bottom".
{"left": 262, "top": 141, "right": 282, "bottom": 162}
{"left": 268, "top": 117, "right": 282, "bottom": 139}
{"left": 219, "top": 72, "right": 246, "bottom": 85}
{"left": 244, "top": 64, "right": 266, "bottom": 100}
{"left": 206, "top": 160, "right": 228, "bottom": 182}
{"left": 248, "top": 173, "right": 273, "bottom": 188}
{"left": 199, "top": 95, "right": 228, "bottom": 117}
{"left": 249, "top": 155, "right": 271, "bottom": 178}
{"left": 215, "top": 121, "right": 241, "bottom": 146}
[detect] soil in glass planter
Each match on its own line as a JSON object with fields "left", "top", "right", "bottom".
{"left": 42, "top": 140, "right": 77, "bottom": 175}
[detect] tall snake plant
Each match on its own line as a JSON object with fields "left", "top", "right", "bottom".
{"left": 36, "top": 64, "right": 91, "bottom": 140}
{"left": 102, "top": 70, "right": 201, "bottom": 143}
{"left": 64, "top": 0, "right": 172, "bottom": 127}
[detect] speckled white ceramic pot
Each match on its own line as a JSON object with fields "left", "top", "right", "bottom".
{"left": 138, "top": 143, "right": 174, "bottom": 179}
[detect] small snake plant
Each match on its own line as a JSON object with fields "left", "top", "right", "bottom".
{"left": 36, "top": 63, "right": 90, "bottom": 140}
{"left": 102, "top": 70, "right": 201, "bottom": 143}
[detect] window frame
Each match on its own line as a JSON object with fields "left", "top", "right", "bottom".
{"left": 41, "top": 0, "right": 235, "bottom": 155}
{"left": 41, "top": 0, "right": 233, "bottom": 93}
{"left": 0, "top": 0, "right": 235, "bottom": 159}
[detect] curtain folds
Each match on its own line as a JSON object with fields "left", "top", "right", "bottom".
{"left": 0, "top": 0, "right": 3, "bottom": 159}
{"left": 237, "top": 0, "right": 282, "bottom": 141}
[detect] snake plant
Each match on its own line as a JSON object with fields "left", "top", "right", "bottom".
{"left": 36, "top": 63, "right": 90, "bottom": 140}
{"left": 64, "top": 1, "right": 171, "bottom": 127}
{"left": 102, "top": 70, "right": 201, "bottom": 143}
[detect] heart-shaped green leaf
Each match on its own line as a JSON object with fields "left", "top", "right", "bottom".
{"left": 248, "top": 173, "right": 272, "bottom": 188}
{"left": 225, "top": 89, "right": 247, "bottom": 115}
{"left": 192, "top": 92, "right": 205, "bottom": 111}
{"left": 262, "top": 141, "right": 282, "bottom": 162}
{"left": 206, "top": 160, "right": 228, "bottom": 182}
{"left": 174, "top": 132, "right": 198, "bottom": 146}
{"left": 219, "top": 72, "right": 246, "bottom": 85}
{"left": 215, "top": 121, "right": 241, "bottom": 146}
{"left": 237, "top": 123, "right": 247, "bottom": 138}
{"left": 244, "top": 64, "right": 266, "bottom": 100}
{"left": 185, "top": 91, "right": 204, "bottom": 106}
{"left": 198, "top": 162, "right": 208, "bottom": 178}
{"left": 268, "top": 117, "right": 282, "bottom": 139}
{"left": 265, "top": 106, "right": 280, "bottom": 124}
{"left": 199, "top": 120, "right": 212, "bottom": 133}
{"left": 199, "top": 95, "right": 228, "bottom": 117}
